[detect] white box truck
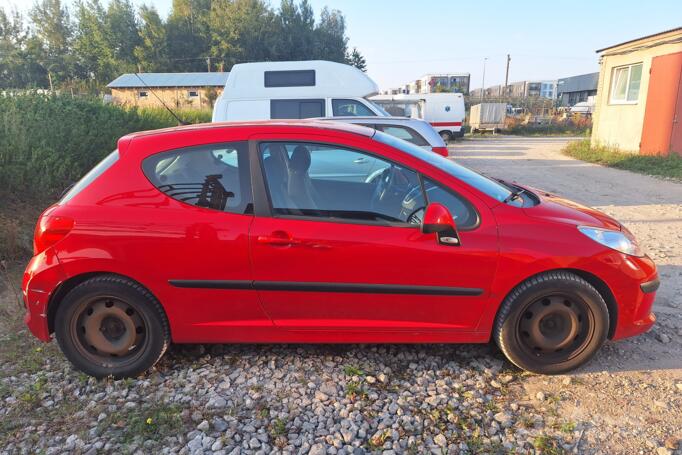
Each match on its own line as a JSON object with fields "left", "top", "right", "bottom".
{"left": 370, "top": 93, "right": 465, "bottom": 141}
{"left": 469, "top": 103, "right": 506, "bottom": 133}
{"left": 212, "top": 60, "right": 389, "bottom": 122}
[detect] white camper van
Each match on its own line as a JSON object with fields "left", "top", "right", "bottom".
{"left": 212, "top": 60, "right": 388, "bottom": 122}
{"left": 370, "top": 93, "right": 465, "bottom": 141}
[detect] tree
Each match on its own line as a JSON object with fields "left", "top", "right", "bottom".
{"left": 134, "top": 6, "right": 168, "bottom": 72}
{"left": 29, "top": 0, "right": 73, "bottom": 87}
{"left": 346, "top": 47, "right": 366, "bottom": 72}
{"left": 72, "top": 0, "right": 117, "bottom": 85}
{"left": 104, "top": 0, "right": 140, "bottom": 70}
{"left": 313, "top": 7, "right": 347, "bottom": 63}
{"left": 167, "top": 0, "right": 212, "bottom": 72}
{"left": 210, "top": 0, "right": 276, "bottom": 68}
{"left": 271, "top": 0, "right": 315, "bottom": 60}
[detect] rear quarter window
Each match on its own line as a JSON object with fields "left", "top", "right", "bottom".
{"left": 142, "top": 142, "right": 252, "bottom": 214}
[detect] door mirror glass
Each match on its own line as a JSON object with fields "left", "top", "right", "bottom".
{"left": 422, "top": 203, "right": 460, "bottom": 246}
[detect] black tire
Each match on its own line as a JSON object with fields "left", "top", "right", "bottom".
{"left": 439, "top": 130, "right": 453, "bottom": 142}
{"left": 54, "top": 274, "right": 170, "bottom": 378}
{"left": 494, "top": 271, "right": 608, "bottom": 374}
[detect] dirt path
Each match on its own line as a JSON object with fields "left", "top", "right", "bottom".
{"left": 451, "top": 136, "right": 682, "bottom": 454}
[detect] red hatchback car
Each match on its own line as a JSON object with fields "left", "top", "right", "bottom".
{"left": 23, "top": 121, "right": 658, "bottom": 378}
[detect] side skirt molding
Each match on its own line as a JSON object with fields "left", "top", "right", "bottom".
{"left": 169, "top": 280, "right": 483, "bottom": 296}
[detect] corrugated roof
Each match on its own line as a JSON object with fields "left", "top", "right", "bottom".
{"left": 107, "top": 72, "right": 229, "bottom": 88}
{"left": 557, "top": 72, "right": 599, "bottom": 94}
{"left": 596, "top": 27, "right": 682, "bottom": 53}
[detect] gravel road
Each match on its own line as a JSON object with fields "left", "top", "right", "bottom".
{"left": 1, "top": 136, "right": 681, "bottom": 455}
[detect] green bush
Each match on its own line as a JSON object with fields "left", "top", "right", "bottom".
{"left": 0, "top": 94, "right": 210, "bottom": 199}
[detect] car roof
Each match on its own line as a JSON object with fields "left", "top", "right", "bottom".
{"left": 121, "top": 119, "right": 375, "bottom": 141}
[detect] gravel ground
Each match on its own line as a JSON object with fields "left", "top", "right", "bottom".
{"left": 1, "top": 136, "right": 681, "bottom": 454}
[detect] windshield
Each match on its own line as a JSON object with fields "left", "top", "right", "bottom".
{"left": 373, "top": 131, "right": 512, "bottom": 202}
{"left": 367, "top": 99, "right": 391, "bottom": 116}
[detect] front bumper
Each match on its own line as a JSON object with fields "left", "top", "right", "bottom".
{"left": 610, "top": 254, "right": 658, "bottom": 340}
{"left": 22, "top": 249, "right": 66, "bottom": 342}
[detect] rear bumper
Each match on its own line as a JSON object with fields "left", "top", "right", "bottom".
{"left": 22, "top": 249, "right": 66, "bottom": 342}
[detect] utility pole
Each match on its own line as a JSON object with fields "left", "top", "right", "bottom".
{"left": 480, "top": 57, "right": 488, "bottom": 102}
{"left": 504, "top": 54, "right": 511, "bottom": 96}
{"left": 206, "top": 57, "right": 211, "bottom": 72}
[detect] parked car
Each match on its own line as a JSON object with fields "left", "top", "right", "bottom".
{"left": 212, "top": 60, "right": 389, "bottom": 122}
{"left": 370, "top": 93, "right": 465, "bottom": 142}
{"left": 23, "top": 121, "right": 658, "bottom": 378}
{"left": 318, "top": 116, "right": 449, "bottom": 156}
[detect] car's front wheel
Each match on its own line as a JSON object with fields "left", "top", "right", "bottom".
{"left": 55, "top": 275, "right": 170, "bottom": 378}
{"left": 494, "top": 271, "right": 608, "bottom": 374}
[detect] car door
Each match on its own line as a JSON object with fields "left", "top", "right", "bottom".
{"left": 248, "top": 137, "right": 499, "bottom": 334}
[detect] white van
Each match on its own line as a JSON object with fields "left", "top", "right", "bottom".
{"left": 212, "top": 60, "right": 388, "bottom": 122}
{"left": 370, "top": 93, "right": 466, "bottom": 141}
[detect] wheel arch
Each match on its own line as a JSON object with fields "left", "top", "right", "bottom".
{"left": 47, "top": 272, "right": 171, "bottom": 337}
{"left": 494, "top": 268, "right": 618, "bottom": 340}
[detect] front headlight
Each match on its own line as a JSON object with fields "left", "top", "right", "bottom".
{"left": 578, "top": 226, "right": 644, "bottom": 257}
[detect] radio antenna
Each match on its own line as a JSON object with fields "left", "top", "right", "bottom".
{"left": 133, "top": 73, "right": 187, "bottom": 126}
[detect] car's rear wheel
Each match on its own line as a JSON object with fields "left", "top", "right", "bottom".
{"left": 494, "top": 271, "right": 608, "bottom": 374}
{"left": 55, "top": 275, "right": 170, "bottom": 378}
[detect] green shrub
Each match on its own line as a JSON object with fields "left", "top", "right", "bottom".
{"left": 0, "top": 94, "right": 209, "bottom": 199}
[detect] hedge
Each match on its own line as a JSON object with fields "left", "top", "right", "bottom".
{"left": 0, "top": 94, "right": 211, "bottom": 199}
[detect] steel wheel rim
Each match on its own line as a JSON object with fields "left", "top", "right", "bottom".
{"left": 515, "top": 294, "right": 594, "bottom": 363}
{"left": 70, "top": 295, "right": 148, "bottom": 367}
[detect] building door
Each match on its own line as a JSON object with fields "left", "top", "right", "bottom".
{"left": 640, "top": 52, "right": 682, "bottom": 156}
{"left": 671, "top": 64, "right": 682, "bottom": 156}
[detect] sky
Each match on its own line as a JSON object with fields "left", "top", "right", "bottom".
{"left": 3, "top": 0, "right": 681, "bottom": 90}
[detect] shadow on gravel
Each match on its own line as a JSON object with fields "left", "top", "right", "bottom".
{"left": 163, "top": 342, "right": 513, "bottom": 377}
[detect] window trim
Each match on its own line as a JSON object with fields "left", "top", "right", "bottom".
{"left": 609, "top": 63, "right": 643, "bottom": 105}
{"left": 140, "top": 141, "right": 253, "bottom": 215}
{"left": 253, "top": 139, "right": 480, "bottom": 231}
{"left": 187, "top": 90, "right": 199, "bottom": 98}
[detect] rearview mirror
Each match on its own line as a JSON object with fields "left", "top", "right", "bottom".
{"left": 421, "top": 203, "right": 460, "bottom": 246}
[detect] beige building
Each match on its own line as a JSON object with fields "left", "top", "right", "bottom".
{"left": 591, "top": 27, "right": 682, "bottom": 155}
{"left": 107, "top": 72, "right": 229, "bottom": 110}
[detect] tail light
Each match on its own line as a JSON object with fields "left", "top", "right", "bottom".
{"left": 432, "top": 146, "right": 449, "bottom": 157}
{"left": 33, "top": 215, "right": 74, "bottom": 255}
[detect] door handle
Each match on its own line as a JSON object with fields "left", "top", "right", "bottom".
{"left": 353, "top": 157, "right": 369, "bottom": 164}
{"left": 257, "top": 231, "right": 300, "bottom": 246}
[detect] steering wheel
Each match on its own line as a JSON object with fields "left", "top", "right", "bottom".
{"left": 370, "top": 165, "right": 397, "bottom": 209}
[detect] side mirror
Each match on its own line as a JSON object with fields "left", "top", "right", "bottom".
{"left": 421, "top": 203, "right": 461, "bottom": 246}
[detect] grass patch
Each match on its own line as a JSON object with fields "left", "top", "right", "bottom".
{"left": 101, "top": 403, "right": 184, "bottom": 444}
{"left": 563, "top": 139, "right": 682, "bottom": 181}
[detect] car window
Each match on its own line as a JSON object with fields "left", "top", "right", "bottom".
{"left": 259, "top": 142, "right": 425, "bottom": 225}
{"left": 142, "top": 142, "right": 252, "bottom": 214}
{"left": 271, "top": 99, "right": 325, "bottom": 119}
{"left": 332, "top": 99, "right": 376, "bottom": 116}
{"left": 423, "top": 178, "right": 478, "bottom": 229}
{"left": 374, "top": 125, "right": 429, "bottom": 146}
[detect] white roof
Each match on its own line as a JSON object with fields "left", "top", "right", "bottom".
{"left": 222, "top": 60, "right": 378, "bottom": 99}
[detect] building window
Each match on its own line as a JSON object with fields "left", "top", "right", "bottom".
{"left": 188, "top": 90, "right": 199, "bottom": 98}
{"left": 138, "top": 91, "right": 148, "bottom": 98}
{"left": 610, "top": 63, "right": 642, "bottom": 104}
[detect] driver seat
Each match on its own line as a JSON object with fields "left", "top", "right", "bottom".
{"left": 286, "top": 145, "right": 319, "bottom": 211}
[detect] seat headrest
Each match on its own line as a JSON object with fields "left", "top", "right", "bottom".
{"left": 289, "top": 145, "right": 311, "bottom": 172}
